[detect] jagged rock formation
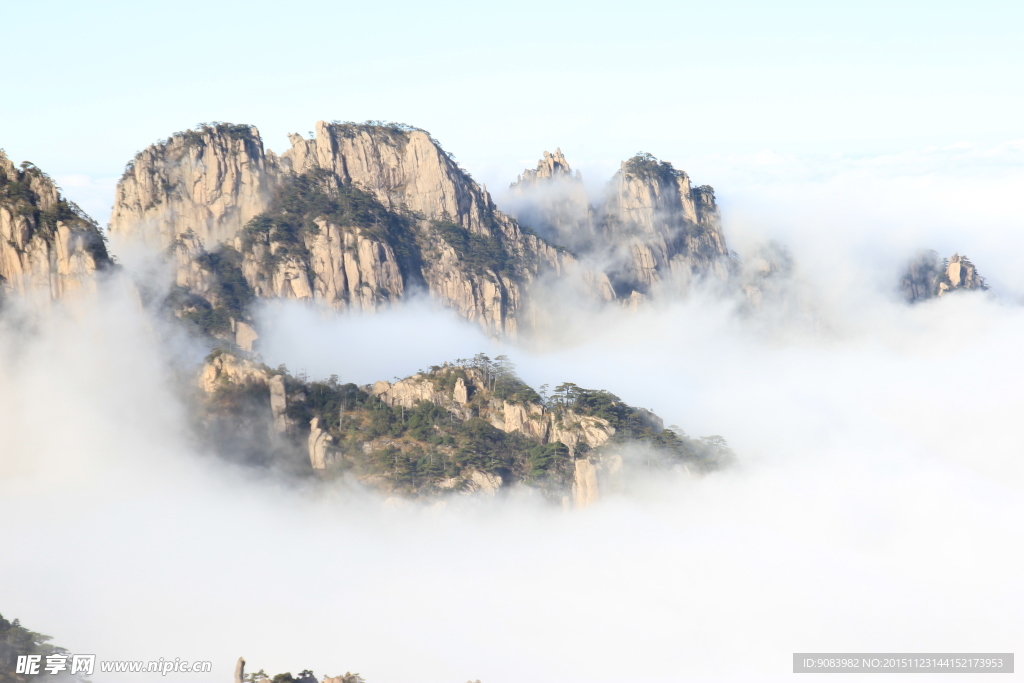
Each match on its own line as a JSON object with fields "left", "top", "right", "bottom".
{"left": 111, "top": 122, "right": 613, "bottom": 337}
{"left": 195, "top": 351, "right": 729, "bottom": 502}
{"left": 509, "top": 148, "right": 596, "bottom": 253}
{"left": 942, "top": 253, "right": 986, "bottom": 294}
{"left": 513, "top": 148, "right": 580, "bottom": 188}
{"left": 901, "top": 250, "right": 988, "bottom": 302}
{"left": 509, "top": 150, "right": 731, "bottom": 301}
{"left": 601, "top": 154, "right": 728, "bottom": 295}
{"left": 109, "top": 124, "right": 276, "bottom": 250}
{"left": 0, "top": 150, "right": 112, "bottom": 301}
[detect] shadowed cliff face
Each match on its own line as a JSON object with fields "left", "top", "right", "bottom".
{"left": 0, "top": 150, "right": 112, "bottom": 302}
{"left": 109, "top": 122, "right": 612, "bottom": 337}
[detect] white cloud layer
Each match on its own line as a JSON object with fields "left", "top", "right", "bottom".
{"left": 2, "top": 145, "right": 1023, "bottom": 683}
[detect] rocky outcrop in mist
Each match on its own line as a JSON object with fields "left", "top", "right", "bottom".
{"left": 196, "top": 350, "right": 730, "bottom": 504}
{"left": 111, "top": 122, "right": 614, "bottom": 337}
{"left": 0, "top": 150, "right": 112, "bottom": 302}
{"left": 509, "top": 149, "right": 731, "bottom": 303}
{"left": 901, "top": 250, "right": 988, "bottom": 302}
{"left": 509, "top": 148, "right": 596, "bottom": 253}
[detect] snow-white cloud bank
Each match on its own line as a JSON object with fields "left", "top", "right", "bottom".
{"left": 2, "top": 142, "right": 1023, "bottom": 683}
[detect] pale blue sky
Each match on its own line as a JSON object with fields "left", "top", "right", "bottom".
{"left": 2, "top": 0, "right": 1022, "bottom": 220}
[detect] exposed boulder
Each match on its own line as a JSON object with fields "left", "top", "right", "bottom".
{"left": 199, "top": 351, "right": 269, "bottom": 394}
{"left": 308, "top": 416, "right": 335, "bottom": 470}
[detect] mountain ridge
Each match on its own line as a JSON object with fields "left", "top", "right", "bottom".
{"left": 0, "top": 149, "right": 113, "bottom": 303}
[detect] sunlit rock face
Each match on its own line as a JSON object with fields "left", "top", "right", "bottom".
{"left": 109, "top": 123, "right": 277, "bottom": 251}
{"left": 901, "top": 250, "right": 988, "bottom": 302}
{"left": 0, "top": 150, "right": 112, "bottom": 301}
{"left": 509, "top": 149, "right": 731, "bottom": 301}
{"left": 108, "top": 122, "right": 617, "bottom": 337}
{"left": 277, "top": 122, "right": 603, "bottom": 335}
{"left": 601, "top": 154, "right": 728, "bottom": 294}
{"left": 281, "top": 122, "right": 499, "bottom": 235}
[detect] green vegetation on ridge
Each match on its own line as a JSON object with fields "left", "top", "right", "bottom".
{"left": 0, "top": 158, "right": 109, "bottom": 265}
{"left": 240, "top": 169, "right": 420, "bottom": 277}
{"left": 202, "top": 352, "right": 732, "bottom": 498}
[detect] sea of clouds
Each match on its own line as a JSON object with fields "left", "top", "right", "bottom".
{"left": 2, "top": 141, "right": 1022, "bottom": 682}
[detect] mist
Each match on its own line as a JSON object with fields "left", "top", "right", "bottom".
{"left": 2, "top": 145, "right": 1023, "bottom": 683}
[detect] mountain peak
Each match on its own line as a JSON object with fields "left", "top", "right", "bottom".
{"left": 511, "top": 148, "right": 581, "bottom": 190}
{"left": 0, "top": 150, "right": 112, "bottom": 301}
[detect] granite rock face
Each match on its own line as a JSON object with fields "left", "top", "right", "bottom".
{"left": 941, "top": 253, "right": 986, "bottom": 295}
{"left": 0, "top": 150, "right": 111, "bottom": 301}
{"left": 273, "top": 122, "right": 603, "bottom": 334}
{"left": 601, "top": 154, "right": 728, "bottom": 294}
{"left": 308, "top": 416, "right": 335, "bottom": 470}
{"left": 239, "top": 216, "right": 405, "bottom": 310}
{"left": 199, "top": 351, "right": 270, "bottom": 394}
{"left": 110, "top": 122, "right": 614, "bottom": 337}
{"left": 509, "top": 150, "right": 731, "bottom": 301}
{"left": 109, "top": 124, "right": 276, "bottom": 250}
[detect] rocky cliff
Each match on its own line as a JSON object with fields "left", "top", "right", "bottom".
{"left": 0, "top": 150, "right": 112, "bottom": 302}
{"left": 509, "top": 150, "right": 731, "bottom": 302}
{"left": 601, "top": 153, "right": 729, "bottom": 295}
{"left": 901, "top": 250, "right": 988, "bottom": 302}
{"left": 109, "top": 123, "right": 277, "bottom": 250}
{"left": 111, "top": 121, "right": 612, "bottom": 337}
{"left": 195, "top": 351, "right": 729, "bottom": 503}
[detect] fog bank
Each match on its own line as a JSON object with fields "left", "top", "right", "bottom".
{"left": 2, "top": 146, "right": 1023, "bottom": 682}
